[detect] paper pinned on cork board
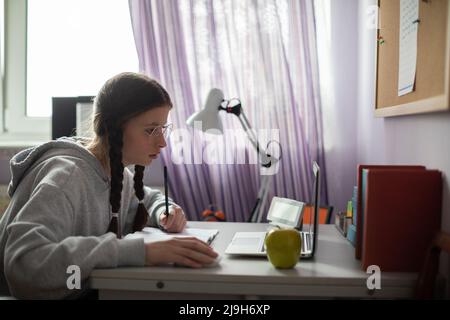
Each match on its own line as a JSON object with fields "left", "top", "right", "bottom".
{"left": 398, "top": 0, "right": 419, "bottom": 96}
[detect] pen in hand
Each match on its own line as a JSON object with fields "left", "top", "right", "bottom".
{"left": 164, "top": 165, "right": 169, "bottom": 217}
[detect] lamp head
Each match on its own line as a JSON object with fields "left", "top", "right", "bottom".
{"left": 186, "top": 88, "right": 224, "bottom": 134}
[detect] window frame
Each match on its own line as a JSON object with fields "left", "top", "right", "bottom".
{"left": 2, "top": 0, "right": 51, "bottom": 142}
{"left": 0, "top": 0, "right": 4, "bottom": 134}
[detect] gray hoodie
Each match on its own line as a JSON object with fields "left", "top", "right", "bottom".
{"left": 0, "top": 137, "right": 175, "bottom": 299}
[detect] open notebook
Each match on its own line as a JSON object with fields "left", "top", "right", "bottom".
{"left": 125, "top": 227, "right": 219, "bottom": 245}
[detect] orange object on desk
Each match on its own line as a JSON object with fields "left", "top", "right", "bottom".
{"left": 302, "top": 205, "right": 332, "bottom": 225}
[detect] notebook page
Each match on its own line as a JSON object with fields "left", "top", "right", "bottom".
{"left": 125, "top": 227, "right": 219, "bottom": 244}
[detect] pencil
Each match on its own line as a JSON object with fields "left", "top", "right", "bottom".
{"left": 164, "top": 166, "right": 169, "bottom": 217}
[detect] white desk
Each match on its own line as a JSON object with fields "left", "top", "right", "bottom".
{"left": 89, "top": 222, "right": 417, "bottom": 299}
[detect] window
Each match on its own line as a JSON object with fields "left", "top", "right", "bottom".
{"left": 2, "top": 0, "right": 138, "bottom": 140}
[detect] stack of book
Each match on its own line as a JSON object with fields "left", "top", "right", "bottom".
{"left": 345, "top": 187, "right": 358, "bottom": 246}
{"left": 354, "top": 165, "right": 442, "bottom": 272}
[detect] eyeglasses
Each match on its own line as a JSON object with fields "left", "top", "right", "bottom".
{"left": 146, "top": 123, "right": 173, "bottom": 139}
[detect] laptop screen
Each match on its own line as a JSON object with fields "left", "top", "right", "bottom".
{"left": 310, "top": 161, "right": 320, "bottom": 255}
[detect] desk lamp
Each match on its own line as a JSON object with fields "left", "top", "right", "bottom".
{"left": 186, "top": 88, "right": 280, "bottom": 222}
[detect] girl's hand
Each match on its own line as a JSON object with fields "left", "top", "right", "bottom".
{"left": 159, "top": 205, "right": 187, "bottom": 233}
{"left": 144, "top": 237, "right": 219, "bottom": 268}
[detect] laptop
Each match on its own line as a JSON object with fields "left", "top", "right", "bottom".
{"left": 225, "top": 161, "right": 321, "bottom": 259}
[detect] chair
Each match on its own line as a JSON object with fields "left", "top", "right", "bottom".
{"left": 302, "top": 204, "right": 333, "bottom": 225}
{"left": 415, "top": 230, "right": 450, "bottom": 299}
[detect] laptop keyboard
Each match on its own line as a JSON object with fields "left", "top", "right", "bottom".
{"left": 261, "top": 233, "right": 267, "bottom": 252}
{"left": 260, "top": 232, "right": 312, "bottom": 254}
{"left": 302, "top": 232, "right": 311, "bottom": 253}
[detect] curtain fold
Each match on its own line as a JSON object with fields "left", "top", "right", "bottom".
{"left": 129, "top": 0, "right": 328, "bottom": 221}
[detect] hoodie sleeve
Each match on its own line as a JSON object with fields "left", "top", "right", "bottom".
{"left": 3, "top": 183, "right": 145, "bottom": 300}
{"left": 143, "top": 185, "right": 177, "bottom": 228}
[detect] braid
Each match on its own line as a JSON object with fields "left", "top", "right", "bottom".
{"left": 107, "top": 126, "right": 124, "bottom": 238}
{"left": 132, "top": 165, "right": 149, "bottom": 232}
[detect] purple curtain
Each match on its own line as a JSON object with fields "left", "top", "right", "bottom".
{"left": 129, "top": 0, "right": 328, "bottom": 221}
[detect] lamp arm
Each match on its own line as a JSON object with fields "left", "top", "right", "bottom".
{"left": 239, "top": 112, "right": 259, "bottom": 147}
{"left": 216, "top": 96, "right": 281, "bottom": 223}
{"left": 238, "top": 111, "right": 276, "bottom": 222}
{"left": 218, "top": 100, "right": 277, "bottom": 167}
{"left": 237, "top": 112, "right": 273, "bottom": 167}
{"left": 249, "top": 174, "right": 272, "bottom": 222}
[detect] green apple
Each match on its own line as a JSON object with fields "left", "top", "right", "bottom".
{"left": 264, "top": 228, "right": 301, "bottom": 269}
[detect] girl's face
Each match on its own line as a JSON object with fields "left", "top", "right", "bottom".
{"left": 121, "top": 106, "right": 171, "bottom": 166}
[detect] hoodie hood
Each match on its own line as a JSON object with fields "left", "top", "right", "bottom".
{"left": 8, "top": 137, "right": 108, "bottom": 197}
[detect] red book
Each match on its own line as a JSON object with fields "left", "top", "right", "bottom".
{"left": 355, "top": 165, "right": 425, "bottom": 259}
{"left": 361, "top": 169, "right": 442, "bottom": 272}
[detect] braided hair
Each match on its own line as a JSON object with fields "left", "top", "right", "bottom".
{"left": 89, "top": 72, "right": 172, "bottom": 237}
{"left": 132, "top": 165, "right": 147, "bottom": 232}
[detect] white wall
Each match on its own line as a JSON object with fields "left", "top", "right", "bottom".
{"left": 357, "top": 0, "right": 450, "bottom": 296}
{"left": 319, "top": 0, "right": 359, "bottom": 216}
{"left": 320, "top": 0, "right": 450, "bottom": 297}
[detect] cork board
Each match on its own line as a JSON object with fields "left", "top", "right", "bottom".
{"left": 375, "top": 0, "right": 450, "bottom": 117}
